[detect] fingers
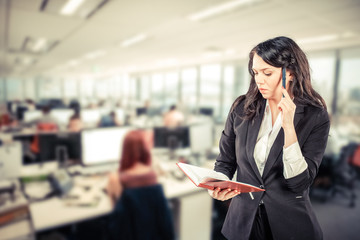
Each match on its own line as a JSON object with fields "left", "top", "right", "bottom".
{"left": 211, "top": 188, "right": 241, "bottom": 201}
{"left": 281, "top": 87, "right": 291, "bottom": 99}
{"left": 278, "top": 88, "right": 295, "bottom": 113}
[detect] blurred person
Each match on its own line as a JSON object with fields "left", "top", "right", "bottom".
{"left": 106, "top": 130, "right": 174, "bottom": 239}
{"left": 29, "top": 105, "right": 59, "bottom": 154}
{"left": 163, "top": 105, "right": 184, "bottom": 127}
{"left": 210, "top": 36, "right": 330, "bottom": 240}
{"left": 106, "top": 130, "right": 156, "bottom": 206}
{"left": 27, "top": 105, "right": 59, "bottom": 130}
{"left": 67, "top": 113, "right": 83, "bottom": 132}
{"left": 0, "top": 103, "right": 11, "bottom": 128}
{"left": 25, "top": 99, "right": 36, "bottom": 111}
{"left": 98, "top": 111, "right": 122, "bottom": 128}
{"left": 69, "top": 99, "right": 81, "bottom": 115}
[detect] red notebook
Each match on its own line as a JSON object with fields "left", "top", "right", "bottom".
{"left": 176, "top": 162, "right": 265, "bottom": 193}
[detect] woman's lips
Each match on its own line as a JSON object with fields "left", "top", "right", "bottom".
{"left": 259, "top": 88, "right": 267, "bottom": 93}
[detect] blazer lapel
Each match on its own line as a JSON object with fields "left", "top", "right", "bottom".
{"left": 246, "top": 100, "right": 266, "bottom": 183}
{"left": 262, "top": 104, "right": 305, "bottom": 179}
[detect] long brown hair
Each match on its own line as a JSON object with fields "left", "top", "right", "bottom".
{"left": 119, "top": 130, "right": 151, "bottom": 172}
{"left": 231, "top": 36, "right": 327, "bottom": 120}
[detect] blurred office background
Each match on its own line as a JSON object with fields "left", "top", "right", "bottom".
{"left": 0, "top": 0, "right": 360, "bottom": 239}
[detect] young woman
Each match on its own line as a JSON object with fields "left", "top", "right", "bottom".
{"left": 107, "top": 130, "right": 157, "bottom": 206}
{"left": 106, "top": 130, "right": 174, "bottom": 240}
{"left": 210, "top": 36, "right": 330, "bottom": 240}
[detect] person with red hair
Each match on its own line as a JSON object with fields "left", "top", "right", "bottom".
{"left": 106, "top": 129, "right": 175, "bottom": 240}
{"left": 107, "top": 129, "right": 157, "bottom": 206}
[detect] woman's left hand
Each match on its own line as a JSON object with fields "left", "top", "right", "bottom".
{"left": 278, "top": 87, "right": 296, "bottom": 131}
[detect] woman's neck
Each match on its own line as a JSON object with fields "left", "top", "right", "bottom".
{"left": 268, "top": 99, "right": 281, "bottom": 125}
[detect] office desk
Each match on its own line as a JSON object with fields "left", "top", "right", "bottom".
{"left": 29, "top": 170, "right": 213, "bottom": 240}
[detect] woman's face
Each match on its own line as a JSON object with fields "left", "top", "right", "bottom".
{"left": 252, "top": 53, "right": 289, "bottom": 101}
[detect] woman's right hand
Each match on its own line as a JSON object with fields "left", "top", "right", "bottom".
{"left": 208, "top": 187, "right": 240, "bottom": 201}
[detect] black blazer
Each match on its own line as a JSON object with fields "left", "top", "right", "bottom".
{"left": 214, "top": 97, "right": 330, "bottom": 240}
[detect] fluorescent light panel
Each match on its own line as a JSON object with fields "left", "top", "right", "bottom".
{"left": 297, "top": 34, "right": 339, "bottom": 44}
{"left": 60, "top": 0, "right": 85, "bottom": 15}
{"left": 32, "top": 38, "right": 47, "bottom": 51}
{"left": 121, "top": 34, "right": 147, "bottom": 47}
{"left": 188, "top": 0, "right": 264, "bottom": 21}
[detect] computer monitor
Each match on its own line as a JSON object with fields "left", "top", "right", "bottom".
{"left": 0, "top": 142, "right": 22, "bottom": 180}
{"left": 81, "top": 127, "right": 133, "bottom": 166}
{"left": 190, "top": 123, "right": 213, "bottom": 154}
{"left": 38, "top": 132, "right": 81, "bottom": 163}
{"left": 50, "top": 109, "right": 75, "bottom": 127}
{"left": 136, "top": 107, "right": 147, "bottom": 116}
{"left": 199, "top": 107, "right": 214, "bottom": 116}
{"left": 81, "top": 109, "right": 101, "bottom": 127}
{"left": 153, "top": 126, "right": 190, "bottom": 150}
{"left": 23, "top": 110, "right": 42, "bottom": 123}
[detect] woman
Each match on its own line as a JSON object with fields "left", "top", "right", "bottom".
{"left": 106, "top": 130, "right": 174, "bottom": 240}
{"left": 210, "top": 36, "right": 330, "bottom": 240}
{"left": 107, "top": 130, "right": 156, "bottom": 206}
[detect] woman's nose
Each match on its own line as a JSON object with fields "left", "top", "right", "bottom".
{"left": 255, "top": 76, "right": 264, "bottom": 84}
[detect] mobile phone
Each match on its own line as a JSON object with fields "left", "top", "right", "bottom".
{"left": 282, "top": 67, "right": 286, "bottom": 97}
{"left": 282, "top": 67, "right": 286, "bottom": 89}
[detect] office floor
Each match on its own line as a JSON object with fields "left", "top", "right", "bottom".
{"left": 312, "top": 181, "right": 360, "bottom": 240}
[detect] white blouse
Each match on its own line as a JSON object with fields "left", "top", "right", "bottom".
{"left": 254, "top": 100, "right": 308, "bottom": 179}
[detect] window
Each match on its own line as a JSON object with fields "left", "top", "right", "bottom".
{"left": 38, "top": 78, "right": 62, "bottom": 99}
{"left": 199, "top": 64, "right": 221, "bottom": 117}
{"left": 140, "top": 75, "right": 151, "bottom": 102}
{"left": 23, "top": 78, "right": 36, "bottom": 100}
{"left": 63, "top": 78, "right": 78, "bottom": 99}
{"left": 181, "top": 68, "right": 198, "bottom": 112}
{"left": 0, "top": 78, "right": 4, "bottom": 102}
{"left": 223, "top": 65, "right": 235, "bottom": 118}
{"left": 164, "top": 72, "right": 179, "bottom": 106}
{"left": 308, "top": 52, "right": 336, "bottom": 113}
{"left": 151, "top": 73, "right": 164, "bottom": 106}
{"left": 336, "top": 47, "right": 360, "bottom": 138}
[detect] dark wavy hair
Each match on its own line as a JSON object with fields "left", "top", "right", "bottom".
{"left": 231, "top": 36, "right": 326, "bottom": 120}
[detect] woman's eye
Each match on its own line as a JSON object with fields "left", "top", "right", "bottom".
{"left": 264, "top": 73, "right": 272, "bottom": 76}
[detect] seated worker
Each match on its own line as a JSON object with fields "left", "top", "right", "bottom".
{"left": 98, "top": 111, "right": 121, "bottom": 128}
{"left": 29, "top": 106, "right": 59, "bottom": 155}
{"left": 67, "top": 113, "right": 83, "bottom": 132}
{"left": 26, "top": 105, "right": 59, "bottom": 130}
{"left": 163, "top": 105, "right": 184, "bottom": 127}
{"left": 107, "top": 130, "right": 174, "bottom": 240}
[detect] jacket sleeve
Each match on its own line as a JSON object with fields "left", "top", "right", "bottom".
{"left": 214, "top": 108, "right": 239, "bottom": 180}
{"left": 284, "top": 108, "right": 330, "bottom": 193}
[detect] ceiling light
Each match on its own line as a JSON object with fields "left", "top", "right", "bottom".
{"left": 84, "top": 50, "right": 107, "bottom": 60}
{"left": 60, "top": 0, "right": 85, "bottom": 15}
{"left": 32, "top": 38, "right": 47, "bottom": 51}
{"left": 42, "top": 0, "right": 108, "bottom": 19}
{"left": 297, "top": 35, "right": 339, "bottom": 44}
{"left": 188, "top": 0, "right": 264, "bottom": 21}
{"left": 121, "top": 34, "right": 147, "bottom": 48}
{"left": 68, "top": 59, "right": 80, "bottom": 66}
{"left": 15, "top": 57, "right": 36, "bottom": 65}
{"left": 23, "top": 37, "right": 58, "bottom": 54}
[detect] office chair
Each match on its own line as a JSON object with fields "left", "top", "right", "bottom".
{"left": 108, "top": 184, "right": 175, "bottom": 240}
{"left": 30, "top": 122, "right": 58, "bottom": 154}
{"left": 331, "top": 142, "right": 358, "bottom": 208}
{"left": 348, "top": 144, "right": 360, "bottom": 180}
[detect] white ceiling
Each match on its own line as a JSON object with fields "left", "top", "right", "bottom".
{"left": 1, "top": 0, "right": 360, "bottom": 79}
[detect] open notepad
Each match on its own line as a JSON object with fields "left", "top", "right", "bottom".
{"left": 176, "top": 162, "right": 265, "bottom": 193}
